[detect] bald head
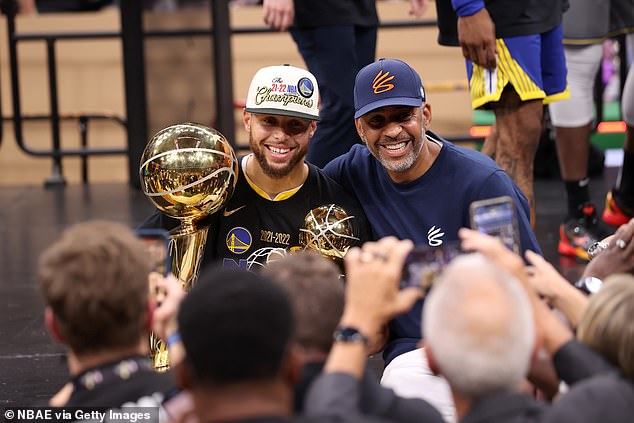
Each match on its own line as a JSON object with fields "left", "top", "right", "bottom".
{"left": 423, "top": 254, "right": 534, "bottom": 398}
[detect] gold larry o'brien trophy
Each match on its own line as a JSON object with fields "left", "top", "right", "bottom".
{"left": 140, "top": 123, "right": 238, "bottom": 371}
{"left": 299, "top": 204, "right": 360, "bottom": 268}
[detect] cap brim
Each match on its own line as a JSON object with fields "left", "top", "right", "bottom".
{"left": 354, "top": 97, "right": 423, "bottom": 119}
{"left": 244, "top": 107, "right": 320, "bottom": 121}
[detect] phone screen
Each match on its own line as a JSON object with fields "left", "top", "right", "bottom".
{"left": 470, "top": 196, "right": 519, "bottom": 253}
{"left": 137, "top": 228, "right": 171, "bottom": 276}
{"left": 400, "top": 242, "right": 462, "bottom": 290}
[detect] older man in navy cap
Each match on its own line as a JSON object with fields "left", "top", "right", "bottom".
{"left": 323, "top": 58, "right": 540, "bottom": 421}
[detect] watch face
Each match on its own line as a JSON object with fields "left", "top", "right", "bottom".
{"left": 333, "top": 326, "right": 368, "bottom": 345}
{"left": 339, "top": 328, "right": 358, "bottom": 337}
{"left": 586, "top": 277, "right": 603, "bottom": 294}
{"left": 576, "top": 277, "right": 603, "bottom": 295}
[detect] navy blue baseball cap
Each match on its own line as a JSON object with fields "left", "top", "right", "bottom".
{"left": 354, "top": 58, "right": 426, "bottom": 118}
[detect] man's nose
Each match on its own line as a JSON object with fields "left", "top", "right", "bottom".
{"left": 383, "top": 121, "right": 403, "bottom": 138}
{"left": 271, "top": 125, "right": 291, "bottom": 140}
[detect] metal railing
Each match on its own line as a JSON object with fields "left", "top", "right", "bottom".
{"left": 2, "top": 0, "right": 128, "bottom": 186}
{"left": 0, "top": 0, "right": 455, "bottom": 188}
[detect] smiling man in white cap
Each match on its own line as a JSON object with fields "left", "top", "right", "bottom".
{"left": 243, "top": 64, "right": 320, "bottom": 184}
{"left": 143, "top": 64, "right": 369, "bottom": 269}
{"left": 323, "top": 58, "right": 540, "bottom": 421}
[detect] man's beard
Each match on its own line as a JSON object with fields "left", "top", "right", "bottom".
{"left": 362, "top": 124, "right": 425, "bottom": 173}
{"left": 250, "top": 134, "right": 308, "bottom": 179}
{"left": 375, "top": 135, "right": 424, "bottom": 173}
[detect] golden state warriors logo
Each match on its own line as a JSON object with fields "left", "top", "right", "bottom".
{"left": 226, "top": 227, "right": 252, "bottom": 254}
{"left": 298, "top": 77, "right": 314, "bottom": 98}
{"left": 372, "top": 70, "right": 395, "bottom": 94}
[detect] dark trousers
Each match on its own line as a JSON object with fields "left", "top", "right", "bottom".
{"left": 291, "top": 25, "right": 377, "bottom": 168}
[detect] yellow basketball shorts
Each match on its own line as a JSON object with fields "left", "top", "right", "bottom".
{"left": 466, "top": 24, "right": 569, "bottom": 109}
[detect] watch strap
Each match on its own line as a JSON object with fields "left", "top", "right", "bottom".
{"left": 333, "top": 325, "right": 369, "bottom": 346}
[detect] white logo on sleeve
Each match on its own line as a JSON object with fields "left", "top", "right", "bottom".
{"left": 427, "top": 226, "right": 445, "bottom": 247}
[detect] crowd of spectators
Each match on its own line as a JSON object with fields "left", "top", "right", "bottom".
{"left": 37, "top": 217, "right": 634, "bottom": 422}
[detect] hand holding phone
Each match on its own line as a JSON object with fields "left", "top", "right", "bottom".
{"left": 151, "top": 274, "right": 186, "bottom": 340}
{"left": 137, "top": 228, "right": 172, "bottom": 276}
{"left": 400, "top": 242, "right": 462, "bottom": 290}
{"left": 137, "top": 229, "right": 172, "bottom": 314}
{"left": 137, "top": 228, "right": 180, "bottom": 371}
{"left": 470, "top": 196, "right": 520, "bottom": 253}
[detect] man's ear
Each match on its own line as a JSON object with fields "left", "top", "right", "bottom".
{"left": 422, "top": 340, "right": 441, "bottom": 376}
{"left": 281, "top": 344, "right": 303, "bottom": 387}
{"left": 422, "top": 103, "right": 432, "bottom": 131}
{"left": 354, "top": 119, "right": 366, "bottom": 143}
{"left": 308, "top": 121, "right": 317, "bottom": 138}
{"left": 45, "top": 308, "right": 65, "bottom": 344}
{"left": 243, "top": 110, "right": 251, "bottom": 132}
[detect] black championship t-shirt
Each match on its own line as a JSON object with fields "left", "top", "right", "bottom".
{"left": 64, "top": 356, "right": 177, "bottom": 409}
{"left": 142, "top": 156, "right": 371, "bottom": 271}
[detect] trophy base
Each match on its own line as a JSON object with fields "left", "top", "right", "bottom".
{"left": 148, "top": 225, "right": 210, "bottom": 372}
{"left": 149, "top": 333, "right": 170, "bottom": 372}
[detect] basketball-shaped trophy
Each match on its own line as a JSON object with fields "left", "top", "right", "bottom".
{"left": 140, "top": 123, "right": 238, "bottom": 370}
{"left": 246, "top": 247, "right": 289, "bottom": 271}
{"left": 299, "top": 204, "right": 359, "bottom": 264}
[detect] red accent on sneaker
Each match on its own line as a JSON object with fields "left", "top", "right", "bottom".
{"left": 558, "top": 225, "right": 590, "bottom": 260}
{"left": 602, "top": 191, "right": 632, "bottom": 227}
{"left": 582, "top": 204, "right": 595, "bottom": 216}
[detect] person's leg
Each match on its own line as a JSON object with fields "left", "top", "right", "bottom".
{"left": 492, "top": 88, "right": 543, "bottom": 225}
{"left": 291, "top": 25, "right": 376, "bottom": 168}
{"left": 550, "top": 45, "right": 602, "bottom": 199}
{"left": 480, "top": 122, "right": 497, "bottom": 157}
{"left": 604, "top": 33, "right": 634, "bottom": 224}
{"left": 555, "top": 126, "right": 591, "bottom": 182}
{"left": 466, "top": 33, "right": 561, "bottom": 226}
{"left": 354, "top": 25, "right": 377, "bottom": 71}
{"left": 616, "top": 32, "right": 634, "bottom": 204}
{"left": 548, "top": 44, "right": 609, "bottom": 258}
{"left": 616, "top": 122, "right": 634, "bottom": 210}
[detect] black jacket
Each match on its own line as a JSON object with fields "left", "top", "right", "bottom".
{"left": 544, "top": 339, "right": 634, "bottom": 423}
{"left": 461, "top": 392, "right": 544, "bottom": 423}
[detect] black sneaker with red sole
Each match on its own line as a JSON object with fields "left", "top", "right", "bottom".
{"left": 559, "top": 203, "right": 612, "bottom": 261}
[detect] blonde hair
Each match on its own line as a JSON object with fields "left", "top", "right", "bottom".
{"left": 577, "top": 274, "right": 634, "bottom": 380}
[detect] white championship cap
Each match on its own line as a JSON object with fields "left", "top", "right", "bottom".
{"left": 245, "top": 64, "right": 320, "bottom": 121}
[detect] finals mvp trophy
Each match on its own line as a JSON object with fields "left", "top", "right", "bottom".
{"left": 299, "top": 204, "right": 360, "bottom": 269}
{"left": 140, "top": 123, "right": 238, "bottom": 371}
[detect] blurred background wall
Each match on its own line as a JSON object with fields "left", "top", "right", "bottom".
{"left": 0, "top": 1, "right": 471, "bottom": 186}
